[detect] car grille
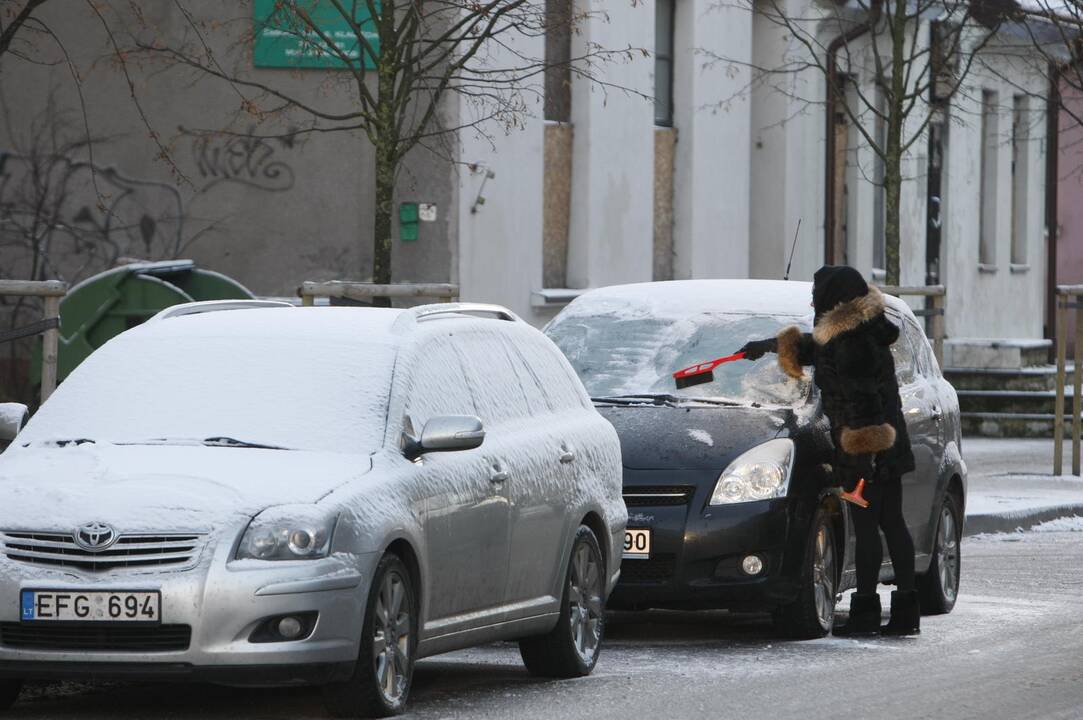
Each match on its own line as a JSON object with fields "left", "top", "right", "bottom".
{"left": 619, "top": 554, "right": 676, "bottom": 585}
{"left": 622, "top": 486, "right": 695, "bottom": 507}
{"left": 0, "top": 531, "right": 205, "bottom": 571}
{"left": 0, "top": 623, "right": 191, "bottom": 652}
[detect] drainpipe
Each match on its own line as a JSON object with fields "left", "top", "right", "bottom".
{"left": 1046, "top": 60, "right": 1061, "bottom": 348}
{"left": 823, "top": 3, "right": 882, "bottom": 264}
{"left": 1047, "top": 53, "right": 1083, "bottom": 352}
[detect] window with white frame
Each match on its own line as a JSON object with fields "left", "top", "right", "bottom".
{"left": 654, "top": 0, "right": 675, "bottom": 127}
{"left": 979, "top": 90, "right": 999, "bottom": 268}
{"left": 1010, "top": 94, "right": 1029, "bottom": 266}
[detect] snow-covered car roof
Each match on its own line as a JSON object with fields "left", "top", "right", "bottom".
{"left": 561, "top": 280, "right": 817, "bottom": 320}
{"left": 562, "top": 279, "right": 916, "bottom": 322}
{"left": 138, "top": 305, "right": 407, "bottom": 344}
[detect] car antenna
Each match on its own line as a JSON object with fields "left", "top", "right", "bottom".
{"left": 783, "top": 219, "right": 801, "bottom": 281}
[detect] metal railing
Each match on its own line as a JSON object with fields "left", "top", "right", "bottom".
{"left": 876, "top": 285, "right": 946, "bottom": 369}
{"left": 1053, "top": 285, "right": 1083, "bottom": 476}
{"left": 0, "top": 280, "right": 68, "bottom": 403}
{"left": 299, "top": 282, "right": 459, "bottom": 307}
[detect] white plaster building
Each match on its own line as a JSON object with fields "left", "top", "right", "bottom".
{"left": 455, "top": 0, "right": 1052, "bottom": 353}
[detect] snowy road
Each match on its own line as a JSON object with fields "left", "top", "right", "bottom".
{"left": 9, "top": 522, "right": 1083, "bottom": 720}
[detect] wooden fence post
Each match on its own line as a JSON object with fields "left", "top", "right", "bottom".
{"left": 40, "top": 295, "right": 61, "bottom": 402}
{"left": 1074, "top": 302, "right": 1083, "bottom": 475}
{"left": 1055, "top": 289, "right": 1067, "bottom": 476}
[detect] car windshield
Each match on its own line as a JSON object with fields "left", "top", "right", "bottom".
{"left": 20, "top": 328, "right": 396, "bottom": 454}
{"left": 546, "top": 310, "right": 812, "bottom": 407}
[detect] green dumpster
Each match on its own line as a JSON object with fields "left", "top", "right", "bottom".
{"left": 33, "top": 260, "right": 254, "bottom": 386}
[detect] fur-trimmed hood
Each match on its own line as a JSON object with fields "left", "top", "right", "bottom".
{"left": 812, "top": 285, "right": 886, "bottom": 345}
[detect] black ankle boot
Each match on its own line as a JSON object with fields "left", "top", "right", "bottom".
{"left": 834, "top": 593, "right": 881, "bottom": 637}
{"left": 881, "top": 590, "right": 920, "bottom": 636}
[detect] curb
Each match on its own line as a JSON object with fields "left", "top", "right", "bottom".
{"left": 964, "top": 503, "right": 1083, "bottom": 536}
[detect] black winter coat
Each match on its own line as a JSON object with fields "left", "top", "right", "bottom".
{"left": 775, "top": 286, "right": 916, "bottom": 480}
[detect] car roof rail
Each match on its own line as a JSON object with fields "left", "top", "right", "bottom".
{"left": 411, "top": 303, "right": 521, "bottom": 323}
{"left": 148, "top": 299, "right": 294, "bottom": 323}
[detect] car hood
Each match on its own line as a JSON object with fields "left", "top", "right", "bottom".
{"left": 0, "top": 443, "right": 370, "bottom": 532}
{"left": 597, "top": 404, "right": 793, "bottom": 471}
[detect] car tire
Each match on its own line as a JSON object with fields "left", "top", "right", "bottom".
{"left": 919, "top": 492, "right": 962, "bottom": 615}
{"left": 519, "top": 525, "right": 606, "bottom": 678}
{"left": 0, "top": 680, "right": 21, "bottom": 711}
{"left": 323, "top": 554, "right": 417, "bottom": 719}
{"left": 773, "top": 506, "right": 836, "bottom": 640}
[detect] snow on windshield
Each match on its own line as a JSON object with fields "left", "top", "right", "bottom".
{"left": 20, "top": 310, "right": 398, "bottom": 454}
{"left": 547, "top": 307, "right": 812, "bottom": 407}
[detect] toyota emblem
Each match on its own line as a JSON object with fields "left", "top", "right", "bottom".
{"left": 73, "top": 522, "right": 118, "bottom": 552}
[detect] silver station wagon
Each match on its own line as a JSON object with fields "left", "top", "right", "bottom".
{"left": 0, "top": 301, "right": 626, "bottom": 718}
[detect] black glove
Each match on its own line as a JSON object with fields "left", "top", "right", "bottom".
{"left": 738, "top": 338, "right": 778, "bottom": 361}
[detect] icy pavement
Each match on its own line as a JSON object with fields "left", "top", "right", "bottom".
{"left": 963, "top": 437, "right": 1083, "bottom": 535}
{"left": 10, "top": 525, "right": 1083, "bottom": 720}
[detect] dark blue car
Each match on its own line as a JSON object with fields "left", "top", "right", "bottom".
{"left": 545, "top": 279, "right": 965, "bottom": 638}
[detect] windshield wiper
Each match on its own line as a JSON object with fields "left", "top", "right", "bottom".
{"left": 678, "top": 397, "right": 750, "bottom": 407}
{"left": 591, "top": 394, "right": 685, "bottom": 407}
{"left": 201, "top": 436, "right": 290, "bottom": 450}
{"left": 34, "top": 438, "right": 95, "bottom": 447}
{"left": 592, "top": 394, "right": 748, "bottom": 408}
{"left": 117, "top": 437, "right": 290, "bottom": 450}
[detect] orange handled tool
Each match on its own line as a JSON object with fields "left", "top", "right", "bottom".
{"left": 840, "top": 478, "right": 870, "bottom": 508}
{"left": 673, "top": 352, "right": 747, "bottom": 390}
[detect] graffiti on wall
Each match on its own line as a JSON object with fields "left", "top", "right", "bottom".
{"left": 0, "top": 126, "right": 301, "bottom": 286}
{"left": 0, "top": 154, "right": 188, "bottom": 279}
{"left": 181, "top": 127, "right": 297, "bottom": 193}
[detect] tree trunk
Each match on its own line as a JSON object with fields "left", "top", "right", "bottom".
{"left": 372, "top": 144, "right": 395, "bottom": 289}
{"left": 884, "top": 150, "right": 901, "bottom": 285}
{"left": 884, "top": 0, "right": 908, "bottom": 286}
{"left": 370, "top": 2, "right": 397, "bottom": 305}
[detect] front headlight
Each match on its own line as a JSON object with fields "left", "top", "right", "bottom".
{"left": 709, "top": 439, "right": 795, "bottom": 505}
{"left": 237, "top": 505, "right": 339, "bottom": 561}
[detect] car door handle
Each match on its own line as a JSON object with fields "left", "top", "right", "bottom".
{"left": 559, "top": 443, "right": 577, "bottom": 464}
{"left": 490, "top": 461, "right": 509, "bottom": 484}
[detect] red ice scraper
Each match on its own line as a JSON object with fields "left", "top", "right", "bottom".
{"left": 673, "top": 352, "right": 747, "bottom": 390}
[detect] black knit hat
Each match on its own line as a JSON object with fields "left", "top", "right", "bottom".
{"left": 812, "top": 265, "right": 869, "bottom": 317}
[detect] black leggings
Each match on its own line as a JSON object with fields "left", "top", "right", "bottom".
{"left": 850, "top": 474, "right": 915, "bottom": 594}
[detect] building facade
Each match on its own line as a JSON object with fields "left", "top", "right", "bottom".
{"left": 0, "top": 0, "right": 1059, "bottom": 344}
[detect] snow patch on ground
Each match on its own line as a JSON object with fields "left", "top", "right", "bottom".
{"left": 687, "top": 429, "right": 714, "bottom": 447}
{"left": 965, "top": 489, "right": 1083, "bottom": 517}
{"left": 1033, "top": 515, "right": 1083, "bottom": 532}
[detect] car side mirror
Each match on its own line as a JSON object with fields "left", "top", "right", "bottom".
{"left": 0, "top": 403, "right": 29, "bottom": 443}
{"left": 404, "top": 415, "right": 485, "bottom": 461}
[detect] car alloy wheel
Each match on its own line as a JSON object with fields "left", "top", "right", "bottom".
{"left": 568, "top": 540, "right": 604, "bottom": 665}
{"left": 937, "top": 504, "right": 960, "bottom": 604}
{"left": 373, "top": 569, "right": 412, "bottom": 705}
{"left": 773, "top": 507, "right": 836, "bottom": 639}
{"left": 812, "top": 521, "right": 836, "bottom": 630}
{"left": 518, "top": 525, "right": 606, "bottom": 677}
{"left": 919, "top": 493, "right": 962, "bottom": 615}
{"left": 323, "top": 554, "right": 416, "bottom": 718}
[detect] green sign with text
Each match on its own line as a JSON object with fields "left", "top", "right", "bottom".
{"left": 253, "top": 0, "right": 379, "bottom": 70}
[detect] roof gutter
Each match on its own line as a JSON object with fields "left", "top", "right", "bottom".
{"left": 823, "top": 3, "right": 883, "bottom": 264}
{"left": 1046, "top": 52, "right": 1083, "bottom": 348}
{"left": 1046, "top": 59, "right": 1062, "bottom": 346}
